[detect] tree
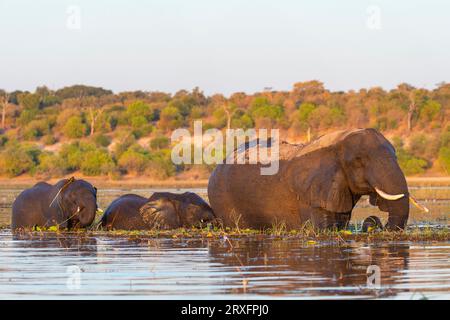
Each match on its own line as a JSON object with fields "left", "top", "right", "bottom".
{"left": 222, "top": 103, "right": 237, "bottom": 130}
{"left": 291, "top": 81, "right": 329, "bottom": 106}
{"left": 118, "top": 149, "right": 149, "bottom": 174}
{"left": 158, "top": 106, "right": 183, "bottom": 131}
{"left": 296, "top": 103, "right": 316, "bottom": 141}
{"left": 407, "top": 91, "right": 417, "bottom": 133}
{"left": 84, "top": 96, "right": 105, "bottom": 136}
{"left": 88, "top": 106, "right": 103, "bottom": 136}
{"left": 63, "top": 116, "right": 87, "bottom": 138}
{"left": 0, "top": 90, "right": 9, "bottom": 130}
{"left": 80, "top": 150, "right": 114, "bottom": 176}
{"left": 18, "top": 93, "right": 41, "bottom": 110}
{"left": 420, "top": 100, "right": 441, "bottom": 122}
{"left": 55, "top": 85, "right": 112, "bottom": 100}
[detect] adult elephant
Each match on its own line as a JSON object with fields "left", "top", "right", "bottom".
{"left": 101, "top": 192, "right": 216, "bottom": 230}
{"left": 208, "top": 128, "right": 410, "bottom": 231}
{"left": 12, "top": 177, "right": 98, "bottom": 231}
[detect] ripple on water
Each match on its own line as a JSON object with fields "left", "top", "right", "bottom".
{"left": 0, "top": 230, "right": 449, "bottom": 299}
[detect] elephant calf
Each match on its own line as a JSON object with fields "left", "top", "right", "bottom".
{"left": 12, "top": 177, "right": 98, "bottom": 231}
{"left": 101, "top": 192, "right": 216, "bottom": 230}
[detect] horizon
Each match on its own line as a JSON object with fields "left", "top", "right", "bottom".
{"left": 2, "top": 80, "right": 448, "bottom": 97}
{"left": 0, "top": 0, "right": 449, "bottom": 95}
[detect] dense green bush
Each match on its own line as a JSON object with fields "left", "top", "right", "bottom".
{"left": 22, "top": 119, "right": 51, "bottom": 140}
{"left": 146, "top": 150, "right": 176, "bottom": 179}
{"left": 150, "top": 135, "right": 170, "bottom": 150}
{"left": 397, "top": 148, "right": 428, "bottom": 175}
{"left": 80, "top": 149, "right": 114, "bottom": 176}
{"left": 126, "top": 100, "right": 154, "bottom": 121}
{"left": 0, "top": 145, "right": 38, "bottom": 177}
{"left": 130, "top": 115, "right": 152, "bottom": 138}
{"left": 36, "top": 152, "right": 66, "bottom": 176}
{"left": 118, "top": 149, "right": 149, "bottom": 174}
{"left": 59, "top": 142, "right": 96, "bottom": 171}
{"left": 63, "top": 116, "right": 87, "bottom": 138}
{"left": 42, "top": 134, "right": 57, "bottom": 145}
{"left": 93, "top": 134, "right": 112, "bottom": 147}
{"left": 159, "top": 106, "right": 183, "bottom": 131}
{"left": 17, "top": 109, "right": 38, "bottom": 126}
{"left": 420, "top": 100, "right": 441, "bottom": 121}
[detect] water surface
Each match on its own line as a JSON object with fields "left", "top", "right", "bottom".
{"left": 0, "top": 231, "right": 449, "bottom": 299}
{"left": 0, "top": 187, "right": 448, "bottom": 299}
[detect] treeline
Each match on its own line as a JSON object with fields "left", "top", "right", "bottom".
{"left": 0, "top": 81, "right": 449, "bottom": 179}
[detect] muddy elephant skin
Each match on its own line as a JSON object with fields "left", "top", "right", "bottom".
{"left": 101, "top": 192, "right": 216, "bottom": 230}
{"left": 12, "top": 178, "right": 98, "bottom": 231}
{"left": 208, "top": 128, "right": 409, "bottom": 230}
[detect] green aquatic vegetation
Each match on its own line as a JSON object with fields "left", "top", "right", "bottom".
{"left": 4, "top": 222, "right": 449, "bottom": 243}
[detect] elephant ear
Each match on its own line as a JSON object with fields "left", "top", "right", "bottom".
{"left": 290, "top": 148, "right": 353, "bottom": 213}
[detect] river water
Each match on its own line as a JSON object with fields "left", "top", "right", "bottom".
{"left": 0, "top": 187, "right": 448, "bottom": 299}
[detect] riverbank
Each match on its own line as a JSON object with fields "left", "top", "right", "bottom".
{"left": 0, "top": 176, "right": 449, "bottom": 189}
{"left": 3, "top": 224, "right": 450, "bottom": 243}
{"left": 0, "top": 176, "right": 209, "bottom": 189}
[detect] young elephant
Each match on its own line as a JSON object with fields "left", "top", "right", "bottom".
{"left": 12, "top": 177, "right": 98, "bottom": 231}
{"left": 101, "top": 192, "right": 216, "bottom": 230}
{"left": 362, "top": 215, "right": 383, "bottom": 233}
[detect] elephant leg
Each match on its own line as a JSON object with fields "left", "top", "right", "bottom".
{"left": 310, "top": 207, "right": 351, "bottom": 230}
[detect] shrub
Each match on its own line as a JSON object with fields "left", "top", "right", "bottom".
{"left": 17, "top": 109, "right": 38, "bottom": 126}
{"left": 231, "top": 114, "right": 254, "bottom": 129}
{"left": 113, "top": 129, "right": 136, "bottom": 158}
{"left": 0, "top": 145, "right": 37, "bottom": 177}
{"left": 297, "top": 103, "right": 316, "bottom": 122}
{"left": 440, "top": 130, "right": 450, "bottom": 149}
{"left": 56, "top": 108, "right": 81, "bottom": 128}
{"left": 36, "top": 152, "right": 66, "bottom": 176}
{"left": 130, "top": 115, "right": 152, "bottom": 138}
{"left": 408, "top": 133, "right": 440, "bottom": 160}
{"left": 63, "top": 116, "right": 87, "bottom": 138}
{"left": 146, "top": 150, "right": 176, "bottom": 179}
{"left": 438, "top": 147, "right": 450, "bottom": 174}
{"left": 118, "top": 149, "right": 149, "bottom": 174}
{"left": 42, "top": 134, "right": 57, "bottom": 145}
{"left": 158, "top": 106, "right": 183, "bottom": 131}
{"left": 126, "top": 100, "right": 153, "bottom": 120}
{"left": 93, "top": 134, "right": 111, "bottom": 147}
{"left": 22, "top": 119, "right": 51, "bottom": 140}
{"left": 0, "top": 135, "right": 7, "bottom": 148}
{"left": 420, "top": 100, "right": 441, "bottom": 121}
{"left": 397, "top": 148, "right": 428, "bottom": 175}
{"left": 80, "top": 150, "right": 115, "bottom": 176}
{"left": 189, "top": 106, "right": 204, "bottom": 119}
{"left": 212, "top": 108, "right": 226, "bottom": 128}
{"left": 59, "top": 142, "right": 96, "bottom": 171}
{"left": 390, "top": 136, "right": 404, "bottom": 149}
{"left": 150, "top": 136, "right": 170, "bottom": 150}
{"left": 408, "top": 134, "right": 428, "bottom": 158}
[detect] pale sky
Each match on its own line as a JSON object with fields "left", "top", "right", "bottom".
{"left": 0, "top": 0, "right": 448, "bottom": 95}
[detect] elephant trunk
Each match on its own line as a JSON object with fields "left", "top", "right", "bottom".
{"left": 384, "top": 196, "right": 409, "bottom": 230}
{"left": 77, "top": 198, "right": 97, "bottom": 227}
{"left": 367, "top": 158, "right": 410, "bottom": 231}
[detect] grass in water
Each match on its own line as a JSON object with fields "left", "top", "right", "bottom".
{"left": 4, "top": 222, "right": 449, "bottom": 244}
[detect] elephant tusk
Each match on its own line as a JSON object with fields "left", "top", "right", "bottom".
{"left": 409, "top": 196, "right": 430, "bottom": 213}
{"left": 374, "top": 187, "right": 405, "bottom": 201}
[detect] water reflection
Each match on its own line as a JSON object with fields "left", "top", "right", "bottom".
{"left": 0, "top": 231, "right": 448, "bottom": 299}
{"left": 207, "top": 239, "right": 413, "bottom": 298}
